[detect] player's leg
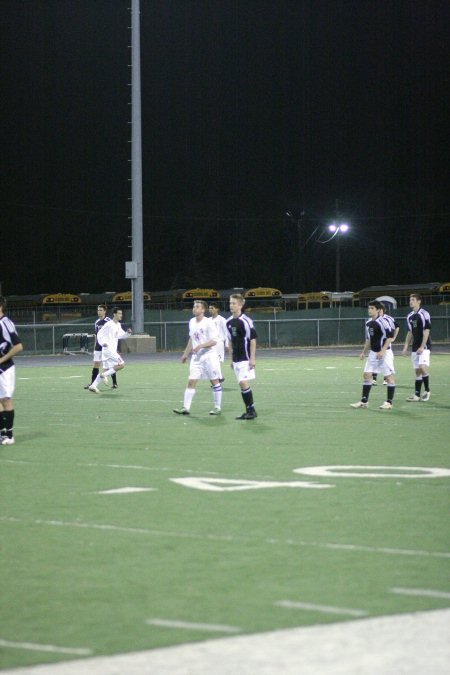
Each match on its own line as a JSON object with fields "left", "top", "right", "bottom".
{"left": 234, "top": 362, "right": 257, "bottom": 419}
{"left": 0, "top": 369, "right": 16, "bottom": 444}
{"left": 351, "top": 353, "right": 374, "bottom": 408}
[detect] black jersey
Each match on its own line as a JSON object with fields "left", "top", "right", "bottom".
{"left": 406, "top": 308, "right": 431, "bottom": 351}
{"left": 94, "top": 316, "right": 111, "bottom": 351}
{"left": 365, "top": 317, "right": 393, "bottom": 352}
{"left": 0, "top": 315, "right": 22, "bottom": 372}
{"left": 226, "top": 313, "right": 257, "bottom": 362}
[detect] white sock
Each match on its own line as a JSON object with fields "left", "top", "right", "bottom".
{"left": 212, "top": 384, "right": 222, "bottom": 409}
{"left": 184, "top": 388, "right": 196, "bottom": 410}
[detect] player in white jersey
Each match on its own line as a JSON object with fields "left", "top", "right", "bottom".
{"left": 84, "top": 304, "right": 118, "bottom": 389}
{"left": 88, "top": 307, "right": 131, "bottom": 393}
{"left": 173, "top": 300, "right": 222, "bottom": 415}
{"left": 0, "top": 296, "right": 23, "bottom": 445}
{"left": 208, "top": 302, "right": 229, "bottom": 382}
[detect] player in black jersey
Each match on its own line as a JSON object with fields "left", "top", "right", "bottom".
{"left": 402, "top": 294, "right": 431, "bottom": 401}
{"left": 0, "top": 296, "right": 23, "bottom": 445}
{"left": 226, "top": 294, "right": 258, "bottom": 419}
{"left": 372, "top": 304, "right": 400, "bottom": 386}
{"left": 351, "top": 301, "right": 395, "bottom": 409}
{"left": 84, "top": 305, "right": 118, "bottom": 389}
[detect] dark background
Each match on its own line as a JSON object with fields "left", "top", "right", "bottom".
{"left": 1, "top": 0, "right": 449, "bottom": 296}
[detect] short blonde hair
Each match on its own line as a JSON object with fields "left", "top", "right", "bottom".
{"left": 230, "top": 293, "right": 245, "bottom": 305}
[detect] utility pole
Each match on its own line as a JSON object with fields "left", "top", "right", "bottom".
{"left": 128, "top": 0, "right": 145, "bottom": 333}
{"left": 335, "top": 199, "right": 341, "bottom": 292}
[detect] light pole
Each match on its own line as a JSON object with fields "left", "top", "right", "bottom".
{"left": 327, "top": 222, "right": 349, "bottom": 291}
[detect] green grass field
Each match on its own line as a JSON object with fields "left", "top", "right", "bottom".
{"left": 1, "top": 350, "right": 449, "bottom": 670}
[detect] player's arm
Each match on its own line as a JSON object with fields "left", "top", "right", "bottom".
{"left": 0, "top": 341, "right": 23, "bottom": 367}
{"left": 360, "top": 338, "right": 370, "bottom": 360}
{"left": 181, "top": 338, "right": 193, "bottom": 363}
{"left": 402, "top": 330, "right": 412, "bottom": 355}
{"left": 416, "top": 328, "right": 430, "bottom": 354}
{"left": 377, "top": 336, "right": 393, "bottom": 359}
{"left": 118, "top": 327, "right": 132, "bottom": 339}
{"left": 249, "top": 337, "right": 256, "bottom": 369}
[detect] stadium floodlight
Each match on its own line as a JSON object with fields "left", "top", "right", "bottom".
{"left": 326, "top": 223, "right": 349, "bottom": 291}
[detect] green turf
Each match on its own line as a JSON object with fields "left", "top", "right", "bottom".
{"left": 1, "top": 353, "right": 449, "bottom": 668}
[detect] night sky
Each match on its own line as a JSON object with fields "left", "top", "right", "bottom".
{"left": 2, "top": 0, "right": 449, "bottom": 297}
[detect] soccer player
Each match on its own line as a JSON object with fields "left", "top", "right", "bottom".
{"left": 88, "top": 307, "right": 131, "bottom": 393}
{"left": 226, "top": 293, "right": 258, "bottom": 420}
{"left": 372, "top": 303, "right": 400, "bottom": 386}
{"left": 401, "top": 293, "right": 431, "bottom": 401}
{"left": 173, "top": 300, "right": 222, "bottom": 415}
{"left": 0, "top": 296, "right": 23, "bottom": 445}
{"left": 208, "top": 302, "right": 229, "bottom": 382}
{"left": 84, "top": 304, "right": 118, "bottom": 390}
{"left": 351, "top": 300, "right": 395, "bottom": 409}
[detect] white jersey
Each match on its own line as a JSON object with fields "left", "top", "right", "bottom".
{"left": 211, "top": 314, "right": 228, "bottom": 363}
{"left": 97, "top": 319, "right": 128, "bottom": 352}
{"left": 189, "top": 316, "right": 219, "bottom": 355}
{"left": 211, "top": 314, "right": 228, "bottom": 344}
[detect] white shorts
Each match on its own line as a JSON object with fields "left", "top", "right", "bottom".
{"left": 189, "top": 350, "right": 221, "bottom": 381}
{"left": 0, "top": 366, "right": 16, "bottom": 399}
{"left": 372, "top": 348, "right": 394, "bottom": 375}
{"left": 411, "top": 349, "right": 430, "bottom": 369}
{"left": 364, "top": 350, "right": 395, "bottom": 377}
{"left": 233, "top": 361, "right": 256, "bottom": 383}
{"left": 93, "top": 350, "right": 103, "bottom": 363}
{"left": 102, "top": 347, "right": 124, "bottom": 370}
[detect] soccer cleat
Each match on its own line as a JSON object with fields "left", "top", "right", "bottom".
{"left": 421, "top": 391, "right": 431, "bottom": 401}
{"left": 236, "top": 410, "right": 258, "bottom": 420}
{"left": 84, "top": 384, "right": 91, "bottom": 390}
{"left": 1, "top": 437, "right": 15, "bottom": 445}
{"left": 371, "top": 379, "right": 377, "bottom": 386}
{"left": 100, "top": 374, "right": 109, "bottom": 385}
{"left": 406, "top": 395, "right": 421, "bottom": 402}
{"left": 112, "top": 384, "right": 118, "bottom": 389}
{"left": 88, "top": 385, "right": 101, "bottom": 394}
{"left": 173, "top": 407, "right": 190, "bottom": 415}
{"left": 219, "top": 378, "right": 225, "bottom": 383}
{"left": 379, "top": 401, "right": 393, "bottom": 410}
{"left": 209, "top": 407, "right": 221, "bottom": 415}
{"left": 350, "top": 401, "right": 368, "bottom": 408}
{"left": 383, "top": 380, "right": 388, "bottom": 385}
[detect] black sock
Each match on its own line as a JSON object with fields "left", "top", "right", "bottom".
{"left": 91, "top": 367, "right": 99, "bottom": 384}
{"left": 415, "top": 378, "right": 423, "bottom": 396}
{"left": 372, "top": 373, "right": 378, "bottom": 381}
{"left": 241, "top": 387, "right": 254, "bottom": 411}
{"left": 422, "top": 375, "right": 429, "bottom": 392}
{"left": 361, "top": 383, "right": 372, "bottom": 402}
{"left": 2, "top": 410, "right": 14, "bottom": 439}
{"left": 387, "top": 385, "right": 395, "bottom": 403}
{"left": 111, "top": 372, "right": 117, "bottom": 385}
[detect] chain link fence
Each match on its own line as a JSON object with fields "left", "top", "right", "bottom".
{"left": 15, "top": 314, "right": 450, "bottom": 355}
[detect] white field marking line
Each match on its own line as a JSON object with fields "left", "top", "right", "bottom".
{"left": 0, "top": 638, "right": 92, "bottom": 655}
{"left": 0, "top": 459, "right": 222, "bottom": 476}
{"left": 95, "top": 487, "right": 157, "bottom": 494}
{"left": 390, "top": 587, "right": 450, "bottom": 600}
{"left": 1, "top": 516, "right": 449, "bottom": 559}
{"left": 146, "top": 619, "right": 241, "bottom": 633}
{"left": 275, "top": 600, "right": 368, "bottom": 617}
